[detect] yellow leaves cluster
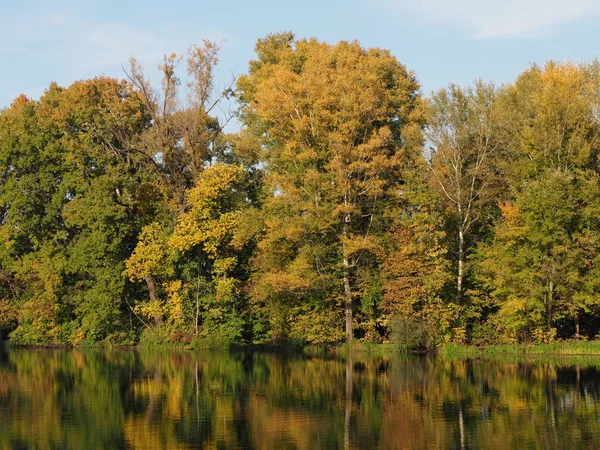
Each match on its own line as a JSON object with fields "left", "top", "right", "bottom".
{"left": 498, "top": 201, "right": 520, "bottom": 222}
{"left": 496, "top": 201, "right": 527, "bottom": 244}
{"left": 133, "top": 299, "right": 164, "bottom": 324}
{"left": 510, "top": 61, "right": 599, "bottom": 170}
{"left": 531, "top": 326, "right": 557, "bottom": 344}
{"left": 342, "top": 234, "right": 379, "bottom": 259}
{"left": 215, "top": 277, "right": 237, "bottom": 304}
{"left": 0, "top": 299, "right": 17, "bottom": 328}
{"left": 213, "top": 257, "right": 237, "bottom": 276}
{"left": 125, "top": 162, "right": 248, "bottom": 320}
{"left": 170, "top": 164, "right": 243, "bottom": 257}
{"left": 243, "top": 36, "right": 422, "bottom": 167}
{"left": 125, "top": 222, "right": 170, "bottom": 282}
{"left": 171, "top": 211, "right": 239, "bottom": 256}
{"left": 186, "top": 164, "right": 241, "bottom": 209}
{"left": 0, "top": 225, "right": 15, "bottom": 250}
{"left": 262, "top": 272, "right": 311, "bottom": 296}
{"left": 164, "top": 280, "right": 184, "bottom": 326}
{"left": 289, "top": 307, "right": 345, "bottom": 344}
{"left": 126, "top": 163, "right": 246, "bottom": 280}
{"left": 132, "top": 280, "right": 185, "bottom": 326}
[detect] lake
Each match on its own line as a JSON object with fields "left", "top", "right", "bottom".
{"left": 1, "top": 346, "right": 599, "bottom": 449}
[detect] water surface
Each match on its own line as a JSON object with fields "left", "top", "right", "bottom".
{"left": 1, "top": 346, "right": 599, "bottom": 449}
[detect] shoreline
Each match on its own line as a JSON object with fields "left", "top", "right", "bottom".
{"left": 5, "top": 340, "right": 600, "bottom": 358}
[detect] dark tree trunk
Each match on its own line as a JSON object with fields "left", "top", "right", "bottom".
{"left": 145, "top": 275, "right": 159, "bottom": 302}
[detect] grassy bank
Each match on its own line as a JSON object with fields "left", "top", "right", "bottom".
{"left": 322, "top": 342, "right": 400, "bottom": 359}
{"left": 297, "top": 341, "right": 600, "bottom": 360}
{"left": 9, "top": 339, "right": 600, "bottom": 359}
{"left": 439, "top": 341, "right": 600, "bottom": 357}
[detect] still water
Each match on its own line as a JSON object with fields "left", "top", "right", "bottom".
{"left": 1, "top": 346, "right": 599, "bottom": 449}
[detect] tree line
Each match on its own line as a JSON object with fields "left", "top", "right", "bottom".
{"left": 2, "top": 32, "right": 600, "bottom": 347}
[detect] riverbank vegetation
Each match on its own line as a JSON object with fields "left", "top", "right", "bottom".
{"left": 3, "top": 33, "right": 600, "bottom": 348}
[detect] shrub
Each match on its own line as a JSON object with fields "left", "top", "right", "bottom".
{"left": 389, "top": 315, "right": 432, "bottom": 351}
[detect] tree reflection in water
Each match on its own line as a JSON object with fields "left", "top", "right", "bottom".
{"left": 1, "top": 347, "right": 599, "bottom": 449}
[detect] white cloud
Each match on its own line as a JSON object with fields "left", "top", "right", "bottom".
{"left": 376, "top": 0, "right": 600, "bottom": 38}
{"left": 0, "top": 9, "right": 230, "bottom": 111}
{"left": 0, "top": 11, "right": 226, "bottom": 74}
{"left": 63, "top": 21, "right": 167, "bottom": 71}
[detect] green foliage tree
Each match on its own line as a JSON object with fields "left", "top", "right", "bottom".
{"left": 427, "top": 81, "right": 502, "bottom": 312}
{"left": 0, "top": 78, "right": 157, "bottom": 344}
{"left": 479, "top": 171, "right": 600, "bottom": 342}
{"left": 475, "top": 61, "right": 600, "bottom": 342}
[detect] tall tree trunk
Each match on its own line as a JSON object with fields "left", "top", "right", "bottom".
{"left": 195, "top": 293, "right": 200, "bottom": 334}
{"left": 145, "top": 275, "right": 158, "bottom": 302}
{"left": 195, "top": 275, "right": 201, "bottom": 334}
{"left": 342, "top": 209, "right": 353, "bottom": 343}
{"left": 457, "top": 227, "right": 465, "bottom": 307}
{"left": 343, "top": 251, "right": 353, "bottom": 343}
{"left": 547, "top": 280, "right": 554, "bottom": 327}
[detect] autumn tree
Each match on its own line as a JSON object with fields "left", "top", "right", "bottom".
{"left": 493, "top": 61, "right": 600, "bottom": 183}
{"left": 126, "top": 41, "right": 235, "bottom": 212}
{"left": 238, "top": 33, "right": 424, "bottom": 342}
{"left": 382, "top": 186, "right": 452, "bottom": 345}
{"left": 124, "top": 41, "right": 238, "bottom": 307}
{"left": 427, "top": 81, "right": 502, "bottom": 309}
{"left": 125, "top": 163, "right": 255, "bottom": 342}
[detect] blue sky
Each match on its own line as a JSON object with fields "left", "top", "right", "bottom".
{"left": 2, "top": 0, "right": 600, "bottom": 113}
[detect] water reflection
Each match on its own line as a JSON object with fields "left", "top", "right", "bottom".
{"left": 1, "top": 347, "right": 599, "bottom": 449}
